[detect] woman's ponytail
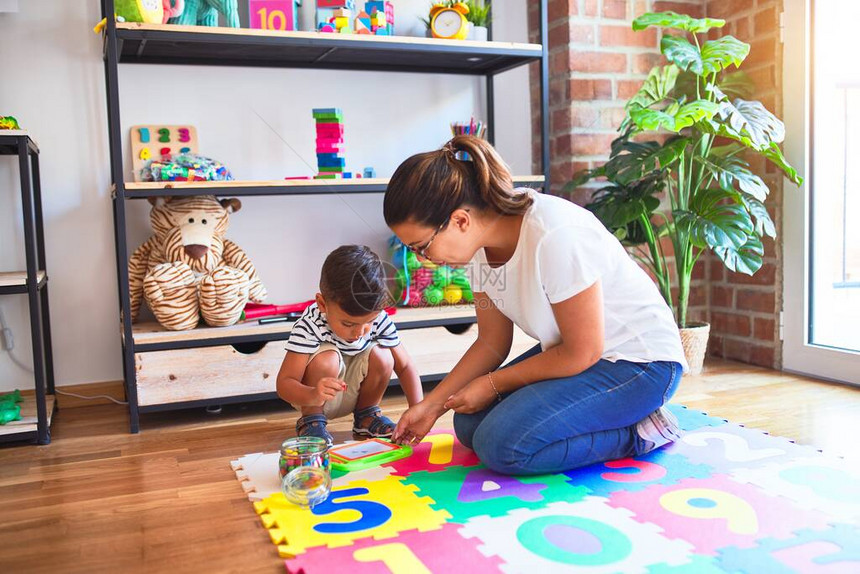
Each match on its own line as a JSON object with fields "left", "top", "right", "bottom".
{"left": 384, "top": 135, "right": 533, "bottom": 227}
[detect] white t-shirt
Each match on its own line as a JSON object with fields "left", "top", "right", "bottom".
{"left": 468, "top": 190, "right": 688, "bottom": 370}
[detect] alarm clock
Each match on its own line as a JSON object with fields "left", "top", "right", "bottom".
{"left": 430, "top": 2, "right": 470, "bottom": 40}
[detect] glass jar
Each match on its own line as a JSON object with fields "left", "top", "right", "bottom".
{"left": 278, "top": 436, "right": 332, "bottom": 508}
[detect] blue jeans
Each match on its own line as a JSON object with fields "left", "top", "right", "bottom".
{"left": 453, "top": 344, "right": 683, "bottom": 476}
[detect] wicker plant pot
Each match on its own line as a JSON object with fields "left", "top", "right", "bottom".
{"left": 679, "top": 322, "right": 710, "bottom": 376}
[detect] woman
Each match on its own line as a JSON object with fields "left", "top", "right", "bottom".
{"left": 384, "top": 135, "right": 687, "bottom": 476}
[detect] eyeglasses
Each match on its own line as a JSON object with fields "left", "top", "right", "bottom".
{"left": 406, "top": 217, "right": 450, "bottom": 259}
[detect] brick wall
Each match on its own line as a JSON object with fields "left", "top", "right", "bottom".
{"left": 527, "top": 0, "right": 786, "bottom": 368}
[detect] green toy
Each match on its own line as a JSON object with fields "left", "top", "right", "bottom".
{"left": 328, "top": 439, "right": 412, "bottom": 472}
{"left": 0, "top": 390, "right": 22, "bottom": 406}
{"left": 0, "top": 405, "right": 21, "bottom": 425}
{"left": 0, "top": 391, "right": 22, "bottom": 425}
{"left": 450, "top": 273, "right": 470, "bottom": 290}
{"left": 0, "top": 116, "right": 21, "bottom": 130}
{"left": 423, "top": 285, "right": 444, "bottom": 305}
{"left": 405, "top": 251, "right": 422, "bottom": 272}
{"left": 169, "top": 0, "right": 239, "bottom": 27}
{"left": 115, "top": 0, "right": 164, "bottom": 23}
{"left": 433, "top": 266, "right": 453, "bottom": 287}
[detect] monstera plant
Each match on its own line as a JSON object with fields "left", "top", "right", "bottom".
{"left": 570, "top": 11, "right": 802, "bottom": 334}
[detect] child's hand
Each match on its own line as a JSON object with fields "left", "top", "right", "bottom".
{"left": 444, "top": 375, "right": 497, "bottom": 414}
{"left": 309, "top": 377, "right": 347, "bottom": 406}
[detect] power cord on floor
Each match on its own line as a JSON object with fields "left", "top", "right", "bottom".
{"left": 55, "top": 388, "right": 128, "bottom": 405}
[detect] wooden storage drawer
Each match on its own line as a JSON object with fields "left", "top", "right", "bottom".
{"left": 135, "top": 325, "right": 537, "bottom": 407}
{"left": 136, "top": 342, "right": 283, "bottom": 406}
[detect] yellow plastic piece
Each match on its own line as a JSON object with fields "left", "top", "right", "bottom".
{"left": 354, "top": 543, "right": 432, "bottom": 574}
{"left": 253, "top": 475, "right": 450, "bottom": 558}
{"left": 425, "top": 433, "right": 454, "bottom": 465}
{"left": 443, "top": 284, "right": 462, "bottom": 304}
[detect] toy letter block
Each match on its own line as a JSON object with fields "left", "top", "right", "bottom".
{"left": 318, "top": 0, "right": 349, "bottom": 7}
{"left": 249, "top": 0, "right": 298, "bottom": 31}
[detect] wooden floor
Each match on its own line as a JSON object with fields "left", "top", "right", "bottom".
{"left": 1, "top": 358, "right": 858, "bottom": 573}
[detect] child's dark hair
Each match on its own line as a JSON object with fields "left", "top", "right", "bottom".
{"left": 320, "top": 245, "right": 391, "bottom": 316}
{"left": 383, "top": 135, "right": 533, "bottom": 228}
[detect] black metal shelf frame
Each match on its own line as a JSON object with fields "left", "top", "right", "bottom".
{"left": 0, "top": 133, "right": 56, "bottom": 445}
{"left": 101, "top": 0, "right": 551, "bottom": 433}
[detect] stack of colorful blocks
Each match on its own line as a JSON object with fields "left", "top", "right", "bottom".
{"left": 316, "top": 0, "right": 393, "bottom": 35}
{"left": 313, "top": 108, "right": 350, "bottom": 180}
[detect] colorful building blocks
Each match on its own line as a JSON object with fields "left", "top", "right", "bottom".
{"left": 312, "top": 108, "right": 353, "bottom": 180}
{"left": 316, "top": 1, "right": 393, "bottom": 36}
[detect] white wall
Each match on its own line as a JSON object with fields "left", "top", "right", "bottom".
{"left": 0, "top": 0, "right": 532, "bottom": 391}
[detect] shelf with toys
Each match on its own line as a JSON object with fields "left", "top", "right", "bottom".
{"left": 132, "top": 304, "right": 479, "bottom": 352}
{"left": 118, "top": 175, "right": 545, "bottom": 198}
{"left": 101, "top": 0, "right": 551, "bottom": 432}
{"left": 112, "top": 22, "right": 542, "bottom": 75}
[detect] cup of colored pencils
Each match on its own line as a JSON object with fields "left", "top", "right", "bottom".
{"left": 450, "top": 118, "right": 487, "bottom": 160}
{"left": 451, "top": 118, "right": 488, "bottom": 139}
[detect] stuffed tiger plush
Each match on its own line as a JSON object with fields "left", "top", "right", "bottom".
{"left": 128, "top": 195, "right": 267, "bottom": 331}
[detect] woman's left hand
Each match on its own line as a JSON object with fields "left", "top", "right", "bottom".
{"left": 444, "top": 375, "right": 498, "bottom": 414}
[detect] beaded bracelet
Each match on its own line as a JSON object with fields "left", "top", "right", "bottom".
{"left": 487, "top": 371, "right": 502, "bottom": 402}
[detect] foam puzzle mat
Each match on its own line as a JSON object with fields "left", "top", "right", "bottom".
{"left": 230, "top": 405, "right": 860, "bottom": 573}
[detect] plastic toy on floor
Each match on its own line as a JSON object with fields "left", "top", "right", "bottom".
{"left": 329, "top": 439, "right": 412, "bottom": 472}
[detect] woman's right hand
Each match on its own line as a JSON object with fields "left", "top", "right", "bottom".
{"left": 308, "top": 377, "right": 346, "bottom": 406}
{"left": 392, "top": 400, "right": 442, "bottom": 446}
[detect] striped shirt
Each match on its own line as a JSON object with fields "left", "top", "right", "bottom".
{"left": 284, "top": 303, "right": 400, "bottom": 356}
